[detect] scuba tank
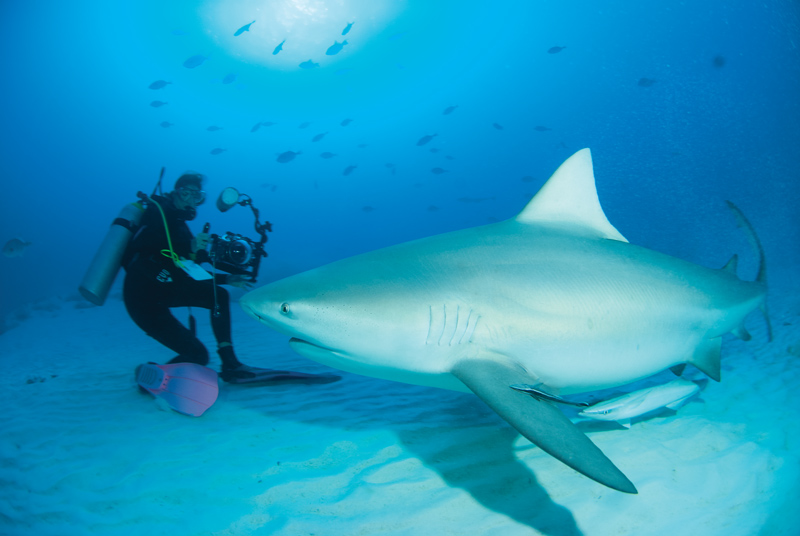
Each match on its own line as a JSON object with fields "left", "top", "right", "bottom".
{"left": 79, "top": 167, "right": 165, "bottom": 306}
{"left": 78, "top": 201, "right": 144, "bottom": 306}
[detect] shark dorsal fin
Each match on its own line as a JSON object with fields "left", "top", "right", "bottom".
{"left": 515, "top": 148, "right": 628, "bottom": 242}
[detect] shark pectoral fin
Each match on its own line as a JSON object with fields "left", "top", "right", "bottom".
{"left": 689, "top": 337, "right": 721, "bottom": 381}
{"left": 452, "top": 358, "right": 637, "bottom": 494}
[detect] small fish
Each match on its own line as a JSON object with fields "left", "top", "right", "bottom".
{"left": 445, "top": 155, "right": 454, "bottom": 160}
{"left": 207, "top": 125, "right": 223, "bottom": 132}
{"left": 362, "top": 206, "right": 374, "bottom": 212}
{"left": 429, "top": 148, "right": 439, "bottom": 153}
{"left": 416, "top": 133, "right": 437, "bottom": 146}
{"left": 343, "top": 165, "right": 357, "bottom": 176}
{"left": 320, "top": 152, "right": 337, "bottom": 159}
{"left": 357, "top": 143, "right": 368, "bottom": 149}
{"left": 277, "top": 150, "right": 301, "bottom": 163}
{"left": 457, "top": 196, "right": 495, "bottom": 203}
{"left": 299, "top": 59, "right": 320, "bottom": 69}
{"left": 312, "top": 132, "right": 328, "bottom": 142}
{"left": 638, "top": 78, "right": 656, "bottom": 87}
{"left": 492, "top": 123, "right": 504, "bottom": 130}
{"left": 261, "top": 121, "right": 276, "bottom": 127}
{"left": 160, "top": 121, "right": 173, "bottom": 128}
{"left": 534, "top": 125, "right": 551, "bottom": 132}
{"left": 340, "top": 118, "right": 353, "bottom": 126}
{"left": 234, "top": 21, "right": 255, "bottom": 36}
{"left": 548, "top": 46, "right": 566, "bottom": 54}
{"left": 2, "top": 238, "right": 32, "bottom": 258}
{"left": 250, "top": 122, "right": 262, "bottom": 133}
{"left": 273, "top": 39, "right": 286, "bottom": 55}
{"left": 427, "top": 205, "right": 439, "bottom": 212}
{"left": 578, "top": 378, "right": 700, "bottom": 429}
{"left": 385, "top": 163, "right": 396, "bottom": 175}
{"left": 521, "top": 175, "right": 535, "bottom": 183}
{"left": 431, "top": 168, "right": 447, "bottom": 175}
{"left": 342, "top": 22, "right": 354, "bottom": 36}
{"left": 713, "top": 55, "right": 726, "bottom": 68}
{"left": 442, "top": 105, "right": 458, "bottom": 115}
{"left": 222, "top": 73, "right": 237, "bottom": 84}
{"left": 183, "top": 54, "right": 208, "bottom": 69}
{"left": 149, "top": 80, "right": 171, "bottom": 90}
{"left": 326, "top": 40, "right": 348, "bottom": 56}
{"left": 210, "top": 148, "right": 226, "bottom": 155}
{"left": 298, "top": 122, "right": 311, "bottom": 129}
{"left": 150, "top": 101, "right": 168, "bottom": 108}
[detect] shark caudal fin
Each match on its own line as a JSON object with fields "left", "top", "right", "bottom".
{"left": 452, "top": 357, "right": 638, "bottom": 494}
{"left": 724, "top": 201, "right": 772, "bottom": 342}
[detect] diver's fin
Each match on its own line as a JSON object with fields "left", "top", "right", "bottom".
{"left": 136, "top": 363, "right": 219, "bottom": 417}
{"left": 453, "top": 358, "right": 638, "bottom": 494}
{"left": 688, "top": 337, "right": 721, "bottom": 381}
{"left": 220, "top": 365, "right": 341, "bottom": 385}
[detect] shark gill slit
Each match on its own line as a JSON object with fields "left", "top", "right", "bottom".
{"left": 436, "top": 304, "right": 447, "bottom": 346}
{"left": 448, "top": 306, "right": 461, "bottom": 346}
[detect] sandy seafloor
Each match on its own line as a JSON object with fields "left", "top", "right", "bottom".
{"left": 1, "top": 285, "right": 799, "bottom": 536}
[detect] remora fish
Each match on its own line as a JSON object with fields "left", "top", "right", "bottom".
{"left": 578, "top": 378, "right": 701, "bottom": 428}
{"left": 240, "top": 148, "right": 769, "bottom": 494}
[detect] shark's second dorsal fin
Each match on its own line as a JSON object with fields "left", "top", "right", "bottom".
{"left": 516, "top": 149, "right": 628, "bottom": 243}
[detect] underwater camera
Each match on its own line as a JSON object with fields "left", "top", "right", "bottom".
{"left": 209, "top": 187, "right": 271, "bottom": 282}
{"left": 209, "top": 232, "right": 264, "bottom": 278}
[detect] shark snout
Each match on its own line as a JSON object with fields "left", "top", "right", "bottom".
{"left": 239, "top": 290, "right": 277, "bottom": 326}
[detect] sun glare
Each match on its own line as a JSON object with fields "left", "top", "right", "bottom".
{"left": 202, "top": 0, "right": 402, "bottom": 70}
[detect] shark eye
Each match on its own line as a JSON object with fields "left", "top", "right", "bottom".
{"left": 280, "top": 303, "right": 290, "bottom": 315}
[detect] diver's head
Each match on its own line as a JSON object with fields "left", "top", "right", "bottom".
{"left": 172, "top": 172, "right": 206, "bottom": 211}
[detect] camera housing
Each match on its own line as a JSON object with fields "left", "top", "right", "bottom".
{"left": 209, "top": 232, "right": 266, "bottom": 281}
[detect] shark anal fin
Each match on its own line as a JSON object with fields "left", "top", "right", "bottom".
{"left": 670, "top": 364, "right": 687, "bottom": 377}
{"left": 689, "top": 337, "right": 721, "bottom": 381}
{"left": 453, "top": 358, "right": 638, "bottom": 494}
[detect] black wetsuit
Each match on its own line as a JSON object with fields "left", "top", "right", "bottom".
{"left": 123, "top": 195, "right": 232, "bottom": 366}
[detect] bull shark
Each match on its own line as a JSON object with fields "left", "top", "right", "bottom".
{"left": 240, "top": 148, "right": 768, "bottom": 494}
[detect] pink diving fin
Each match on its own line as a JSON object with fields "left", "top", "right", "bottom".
{"left": 135, "top": 363, "right": 219, "bottom": 417}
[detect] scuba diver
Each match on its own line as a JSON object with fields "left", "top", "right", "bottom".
{"left": 122, "top": 172, "right": 266, "bottom": 383}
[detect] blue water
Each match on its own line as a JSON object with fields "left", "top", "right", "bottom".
{"left": 1, "top": 0, "right": 798, "bottom": 319}
{"left": 1, "top": 2, "right": 799, "bottom": 534}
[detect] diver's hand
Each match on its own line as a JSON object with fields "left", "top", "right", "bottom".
{"left": 192, "top": 232, "right": 210, "bottom": 253}
{"left": 226, "top": 274, "right": 254, "bottom": 290}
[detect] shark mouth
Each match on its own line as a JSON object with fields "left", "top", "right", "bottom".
{"left": 288, "top": 338, "right": 351, "bottom": 369}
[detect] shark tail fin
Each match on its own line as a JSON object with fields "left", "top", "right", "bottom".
{"left": 724, "top": 201, "right": 772, "bottom": 342}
